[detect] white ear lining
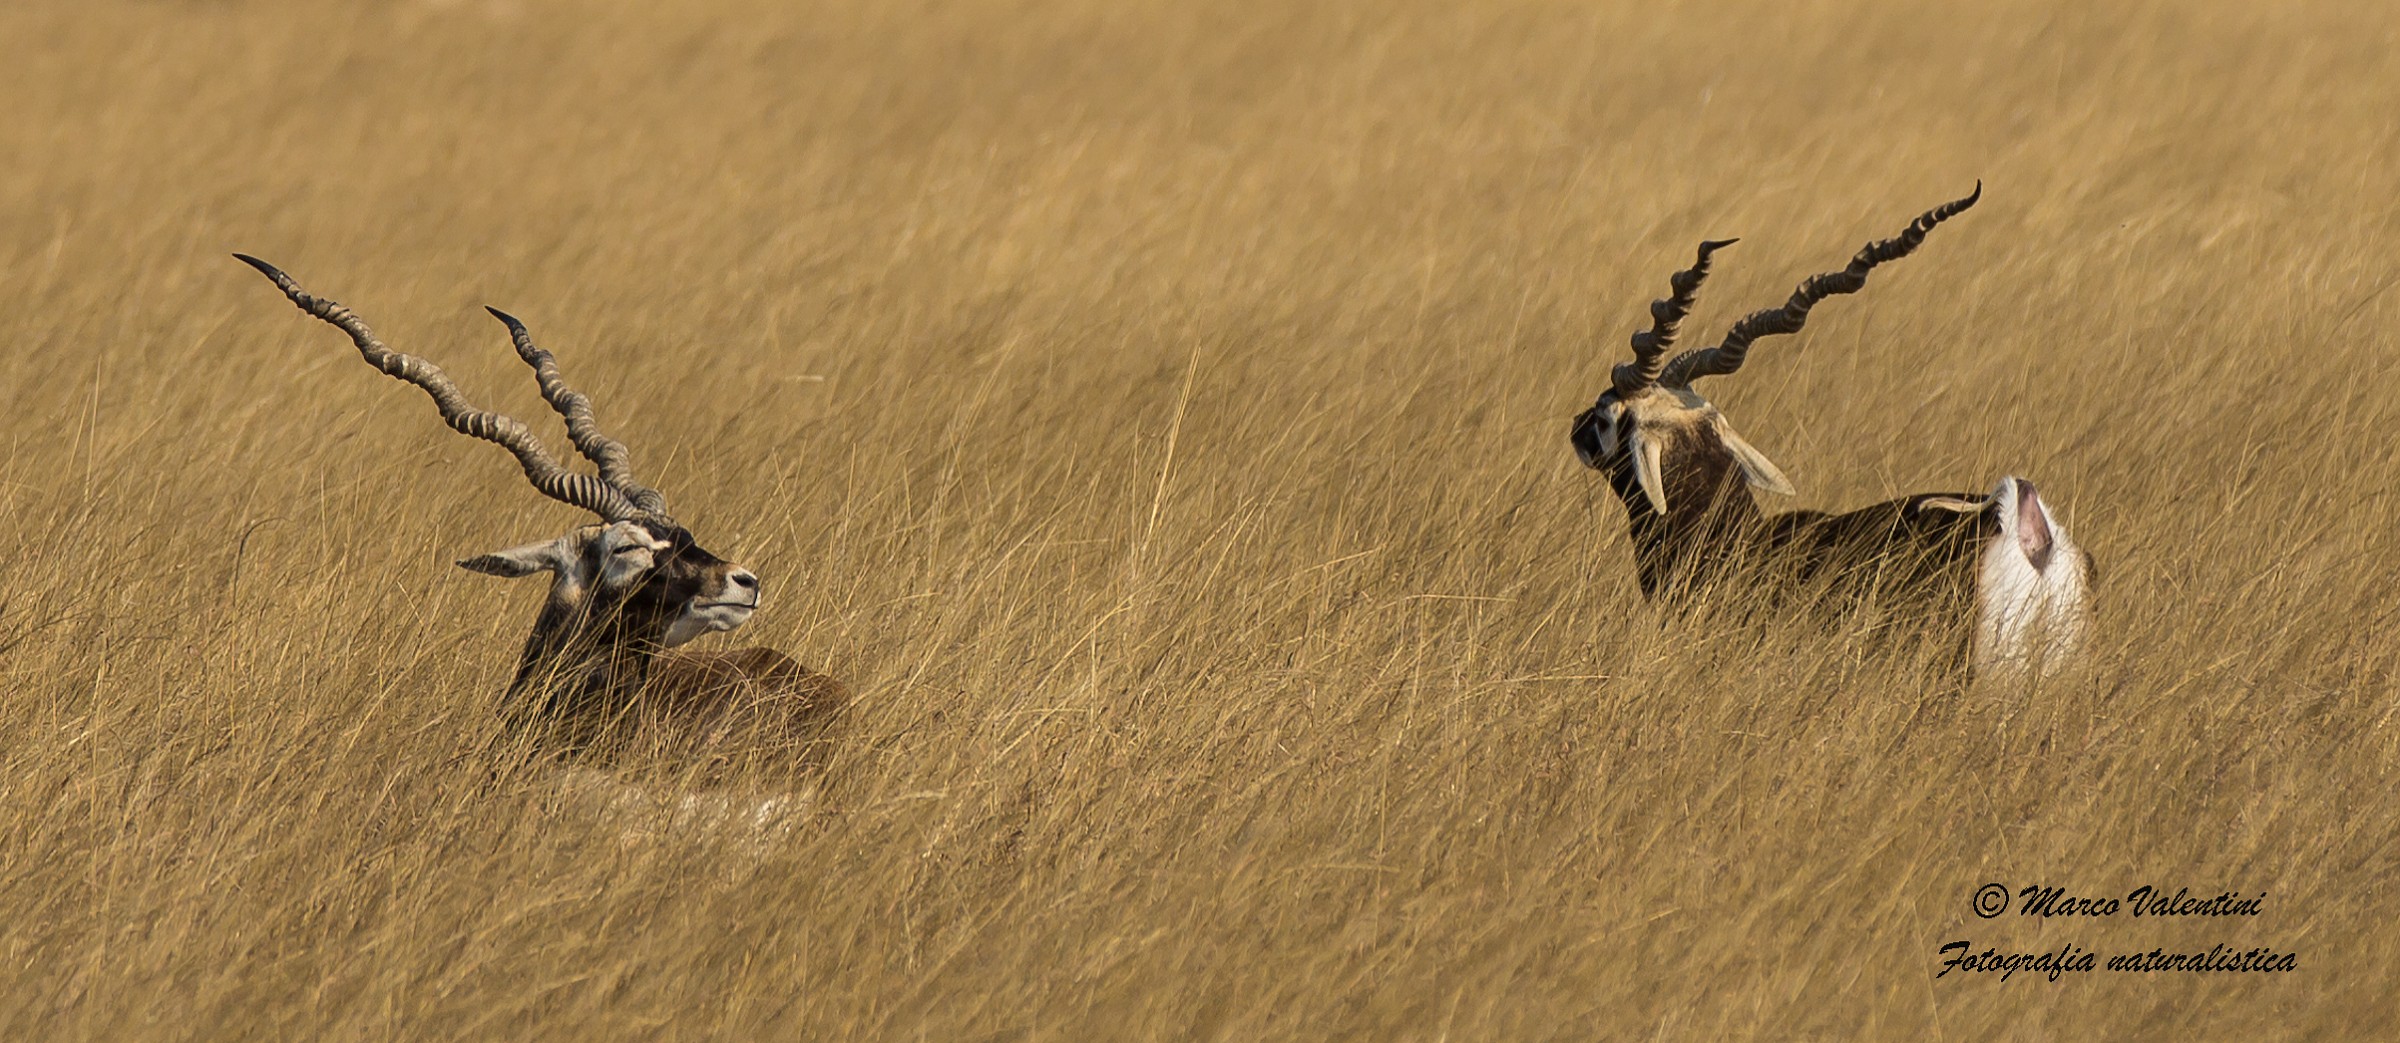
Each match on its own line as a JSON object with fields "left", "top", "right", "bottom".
{"left": 1630, "top": 428, "right": 1669, "bottom": 515}
{"left": 1708, "top": 415, "right": 1796, "bottom": 497}
{"left": 457, "top": 538, "right": 569, "bottom": 579}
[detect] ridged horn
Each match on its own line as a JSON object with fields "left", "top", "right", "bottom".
{"left": 1661, "top": 182, "right": 1981, "bottom": 387}
{"left": 233, "top": 255, "right": 640, "bottom": 523}
{"left": 484, "top": 307, "right": 673, "bottom": 521}
{"left": 1614, "top": 238, "right": 1736, "bottom": 396}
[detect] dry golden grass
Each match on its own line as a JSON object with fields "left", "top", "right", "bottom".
{"left": 3, "top": 0, "right": 2397, "bottom": 1037}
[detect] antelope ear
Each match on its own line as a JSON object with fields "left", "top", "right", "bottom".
{"left": 457, "top": 539, "right": 567, "bottom": 578}
{"left": 1628, "top": 427, "right": 1670, "bottom": 515}
{"left": 1709, "top": 416, "right": 1796, "bottom": 497}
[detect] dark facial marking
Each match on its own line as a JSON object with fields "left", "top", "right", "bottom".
{"left": 1569, "top": 393, "right": 1620, "bottom": 471}
{"left": 611, "top": 520, "right": 738, "bottom": 626}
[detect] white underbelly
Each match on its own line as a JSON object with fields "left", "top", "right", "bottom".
{"left": 551, "top": 768, "right": 813, "bottom": 848}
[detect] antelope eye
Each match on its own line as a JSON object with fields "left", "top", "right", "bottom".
{"left": 612, "top": 544, "right": 649, "bottom": 556}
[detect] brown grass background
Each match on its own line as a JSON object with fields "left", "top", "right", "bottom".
{"left": 3, "top": 0, "right": 2396, "bottom": 1037}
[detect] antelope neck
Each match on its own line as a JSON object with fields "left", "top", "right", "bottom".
{"left": 1613, "top": 437, "right": 1766, "bottom": 598}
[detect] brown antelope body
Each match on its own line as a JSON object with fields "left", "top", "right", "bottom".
{"left": 237, "top": 256, "right": 845, "bottom": 768}
{"left": 1567, "top": 187, "right": 2092, "bottom": 677}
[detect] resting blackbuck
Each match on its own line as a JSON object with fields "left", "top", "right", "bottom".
{"left": 236, "top": 255, "right": 845, "bottom": 766}
{"left": 1566, "top": 186, "right": 2092, "bottom": 677}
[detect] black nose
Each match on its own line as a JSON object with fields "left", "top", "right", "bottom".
{"left": 730, "top": 571, "right": 759, "bottom": 590}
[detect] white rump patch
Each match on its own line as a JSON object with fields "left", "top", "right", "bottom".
{"left": 1972, "top": 476, "right": 2092, "bottom": 681}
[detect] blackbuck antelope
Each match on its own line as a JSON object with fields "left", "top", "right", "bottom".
{"left": 1567, "top": 186, "right": 2093, "bottom": 677}
{"left": 236, "top": 256, "right": 846, "bottom": 766}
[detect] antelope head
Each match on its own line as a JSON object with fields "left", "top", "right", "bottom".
{"left": 1571, "top": 185, "right": 1982, "bottom": 523}
{"left": 1569, "top": 237, "right": 1790, "bottom": 523}
{"left": 235, "top": 255, "right": 761, "bottom": 711}
{"left": 460, "top": 517, "right": 759, "bottom": 651}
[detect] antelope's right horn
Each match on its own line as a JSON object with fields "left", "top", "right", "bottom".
{"left": 1661, "top": 183, "right": 1980, "bottom": 387}
{"left": 234, "top": 255, "right": 639, "bottom": 523}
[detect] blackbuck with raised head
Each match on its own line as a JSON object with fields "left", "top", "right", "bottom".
{"left": 1567, "top": 186, "right": 2093, "bottom": 677}
{"left": 237, "top": 256, "right": 846, "bottom": 766}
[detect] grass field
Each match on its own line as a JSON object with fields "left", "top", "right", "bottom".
{"left": 4, "top": 0, "right": 2397, "bottom": 1037}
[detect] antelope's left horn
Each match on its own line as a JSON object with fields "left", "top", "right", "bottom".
{"left": 485, "top": 307, "right": 673, "bottom": 522}
{"left": 1614, "top": 238, "right": 1736, "bottom": 396}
